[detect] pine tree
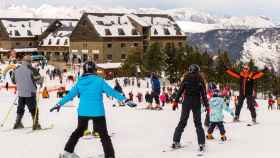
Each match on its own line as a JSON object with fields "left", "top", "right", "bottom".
{"left": 143, "top": 42, "right": 166, "bottom": 74}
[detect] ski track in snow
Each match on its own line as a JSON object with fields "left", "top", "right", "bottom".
{"left": 0, "top": 75, "right": 279, "bottom": 158}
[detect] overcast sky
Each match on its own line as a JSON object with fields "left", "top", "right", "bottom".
{"left": 3, "top": 0, "right": 280, "bottom": 20}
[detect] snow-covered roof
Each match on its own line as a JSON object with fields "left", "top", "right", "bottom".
{"left": 0, "top": 48, "right": 38, "bottom": 52}
{"left": 96, "top": 62, "right": 122, "bottom": 69}
{"left": 40, "top": 20, "right": 78, "bottom": 47}
{"left": 87, "top": 14, "right": 141, "bottom": 37}
{"left": 135, "top": 14, "right": 185, "bottom": 37}
{"left": 1, "top": 19, "right": 53, "bottom": 38}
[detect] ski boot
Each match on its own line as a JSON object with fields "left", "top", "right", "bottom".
{"left": 59, "top": 151, "right": 80, "bottom": 158}
{"left": 221, "top": 134, "right": 227, "bottom": 141}
{"left": 83, "top": 129, "right": 91, "bottom": 136}
{"left": 199, "top": 144, "right": 205, "bottom": 152}
{"left": 233, "top": 116, "right": 240, "bottom": 122}
{"left": 206, "top": 133, "right": 214, "bottom": 140}
{"left": 92, "top": 131, "right": 100, "bottom": 138}
{"left": 171, "top": 142, "right": 181, "bottom": 149}
{"left": 252, "top": 118, "right": 257, "bottom": 124}
{"left": 13, "top": 115, "right": 24, "bottom": 129}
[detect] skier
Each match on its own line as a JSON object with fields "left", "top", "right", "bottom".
{"left": 268, "top": 95, "right": 275, "bottom": 110}
{"left": 145, "top": 91, "right": 152, "bottom": 108}
{"left": 113, "top": 79, "right": 124, "bottom": 107}
{"left": 150, "top": 73, "right": 161, "bottom": 109}
{"left": 50, "top": 61, "right": 136, "bottom": 158}
{"left": 206, "top": 89, "right": 234, "bottom": 141}
{"left": 226, "top": 63, "right": 265, "bottom": 123}
{"left": 277, "top": 97, "right": 280, "bottom": 110}
{"left": 159, "top": 92, "right": 167, "bottom": 107}
{"left": 171, "top": 64, "right": 209, "bottom": 152}
{"left": 11, "top": 55, "right": 43, "bottom": 130}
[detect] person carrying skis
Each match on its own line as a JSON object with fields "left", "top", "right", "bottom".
{"left": 50, "top": 61, "right": 136, "bottom": 158}
{"left": 11, "top": 55, "right": 43, "bottom": 130}
{"left": 226, "top": 63, "right": 265, "bottom": 123}
{"left": 206, "top": 89, "right": 234, "bottom": 141}
{"left": 172, "top": 64, "right": 209, "bottom": 152}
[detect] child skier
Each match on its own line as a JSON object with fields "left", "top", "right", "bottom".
{"left": 206, "top": 89, "right": 234, "bottom": 141}
{"left": 159, "top": 92, "right": 167, "bottom": 107}
{"left": 50, "top": 61, "right": 136, "bottom": 158}
{"left": 268, "top": 96, "right": 275, "bottom": 110}
{"left": 145, "top": 91, "right": 152, "bottom": 109}
{"left": 172, "top": 64, "right": 209, "bottom": 152}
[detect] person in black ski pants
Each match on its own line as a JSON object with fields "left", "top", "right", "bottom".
{"left": 50, "top": 61, "right": 136, "bottom": 158}
{"left": 172, "top": 64, "right": 209, "bottom": 151}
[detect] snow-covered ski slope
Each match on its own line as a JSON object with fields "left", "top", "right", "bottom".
{"left": 0, "top": 78, "right": 279, "bottom": 158}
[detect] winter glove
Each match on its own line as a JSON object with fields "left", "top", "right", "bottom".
{"left": 50, "top": 104, "right": 61, "bottom": 112}
{"left": 172, "top": 101, "right": 178, "bottom": 111}
{"left": 124, "top": 99, "right": 137, "bottom": 108}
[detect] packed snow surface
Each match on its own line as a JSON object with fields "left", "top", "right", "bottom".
{"left": 0, "top": 74, "right": 279, "bottom": 158}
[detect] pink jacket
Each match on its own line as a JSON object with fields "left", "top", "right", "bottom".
{"left": 160, "top": 94, "right": 166, "bottom": 102}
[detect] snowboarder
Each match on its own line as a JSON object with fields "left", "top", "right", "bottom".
{"left": 50, "top": 61, "right": 136, "bottom": 158}
{"left": 171, "top": 64, "right": 209, "bottom": 152}
{"left": 206, "top": 89, "right": 234, "bottom": 141}
{"left": 226, "top": 63, "right": 265, "bottom": 123}
{"left": 11, "top": 55, "right": 43, "bottom": 130}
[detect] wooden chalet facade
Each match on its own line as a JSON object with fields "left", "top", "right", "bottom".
{"left": 70, "top": 13, "right": 186, "bottom": 63}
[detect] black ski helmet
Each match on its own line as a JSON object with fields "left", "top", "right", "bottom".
{"left": 83, "top": 61, "right": 96, "bottom": 74}
{"left": 188, "top": 64, "right": 200, "bottom": 74}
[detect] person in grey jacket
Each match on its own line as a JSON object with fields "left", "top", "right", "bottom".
{"left": 11, "top": 55, "right": 43, "bottom": 130}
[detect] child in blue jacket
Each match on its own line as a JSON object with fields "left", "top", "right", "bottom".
{"left": 50, "top": 61, "right": 135, "bottom": 158}
{"left": 206, "top": 89, "right": 234, "bottom": 141}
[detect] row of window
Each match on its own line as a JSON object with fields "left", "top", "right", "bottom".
{"left": 9, "top": 30, "right": 33, "bottom": 36}
{"left": 104, "top": 28, "right": 138, "bottom": 36}
{"left": 107, "top": 42, "right": 139, "bottom": 48}
{"left": 47, "top": 39, "right": 68, "bottom": 46}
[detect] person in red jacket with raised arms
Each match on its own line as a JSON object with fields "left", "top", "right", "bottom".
{"left": 226, "top": 63, "right": 265, "bottom": 123}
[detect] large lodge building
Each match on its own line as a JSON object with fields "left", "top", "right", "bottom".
{"left": 0, "top": 13, "right": 186, "bottom": 64}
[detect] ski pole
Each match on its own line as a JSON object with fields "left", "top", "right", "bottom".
{"left": 0, "top": 103, "right": 14, "bottom": 127}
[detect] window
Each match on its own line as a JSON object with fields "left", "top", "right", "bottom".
{"left": 154, "top": 29, "right": 158, "bottom": 35}
{"left": 56, "top": 39, "right": 60, "bottom": 45}
{"left": 121, "top": 43, "right": 126, "bottom": 48}
{"left": 64, "top": 39, "right": 68, "bottom": 45}
{"left": 178, "top": 42, "right": 183, "bottom": 47}
{"left": 27, "top": 30, "right": 32, "bottom": 36}
{"left": 105, "top": 29, "right": 112, "bottom": 36}
{"left": 14, "top": 30, "right": 20, "bottom": 36}
{"left": 96, "top": 21, "right": 104, "bottom": 25}
{"left": 15, "top": 42, "right": 20, "bottom": 46}
{"left": 134, "top": 43, "right": 139, "bottom": 47}
{"left": 29, "top": 42, "right": 33, "bottom": 47}
{"left": 121, "top": 54, "right": 126, "bottom": 60}
{"left": 107, "top": 43, "right": 112, "bottom": 48}
{"left": 107, "top": 54, "right": 112, "bottom": 60}
{"left": 21, "top": 24, "right": 25, "bottom": 27}
{"left": 9, "top": 31, "right": 12, "bottom": 35}
{"left": 118, "top": 28, "right": 125, "bottom": 35}
{"left": 48, "top": 39, "right": 52, "bottom": 45}
{"left": 163, "top": 28, "right": 170, "bottom": 35}
{"left": 132, "top": 29, "right": 138, "bottom": 35}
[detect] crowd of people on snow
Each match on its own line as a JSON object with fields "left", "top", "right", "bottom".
{"left": 2, "top": 54, "right": 280, "bottom": 158}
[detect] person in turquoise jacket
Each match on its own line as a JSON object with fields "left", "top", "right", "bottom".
{"left": 50, "top": 61, "right": 136, "bottom": 158}
{"left": 206, "top": 89, "right": 234, "bottom": 141}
